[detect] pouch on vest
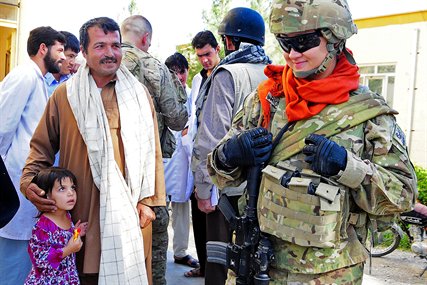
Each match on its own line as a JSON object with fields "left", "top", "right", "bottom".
{"left": 258, "top": 164, "right": 345, "bottom": 248}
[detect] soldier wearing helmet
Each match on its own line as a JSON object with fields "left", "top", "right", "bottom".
{"left": 207, "top": 1, "right": 417, "bottom": 284}
{"left": 191, "top": 7, "right": 271, "bottom": 285}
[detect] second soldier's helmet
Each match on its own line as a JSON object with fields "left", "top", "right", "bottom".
{"left": 218, "top": 7, "right": 265, "bottom": 46}
{"left": 269, "top": 0, "right": 357, "bottom": 41}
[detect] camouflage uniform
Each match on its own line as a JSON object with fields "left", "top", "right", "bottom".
{"left": 151, "top": 206, "right": 169, "bottom": 285}
{"left": 122, "top": 42, "right": 188, "bottom": 158}
{"left": 209, "top": 85, "right": 417, "bottom": 284}
{"left": 122, "top": 43, "right": 187, "bottom": 285}
{"left": 207, "top": 2, "right": 417, "bottom": 282}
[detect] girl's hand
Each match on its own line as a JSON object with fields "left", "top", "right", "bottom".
{"left": 74, "top": 220, "right": 88, "bottom": 237}
{"left": 62, "top": 236, "right": 83, "bottom": 258}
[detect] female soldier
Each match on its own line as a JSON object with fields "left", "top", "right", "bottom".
{"left": 207, "top": 0, "right": 417, "bottom": 284}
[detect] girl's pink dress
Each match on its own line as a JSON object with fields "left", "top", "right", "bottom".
{"left": 25, "top": 213, "right": 79, "bottom": 284}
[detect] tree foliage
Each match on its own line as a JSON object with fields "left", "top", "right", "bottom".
{"left": 177, "top": 0, "right": 231, "bottom": 87}
{"left": 178, "top": 0, "right": 286, "bottom": 86}
{"left": 415, "top": 165, "right": 427, "bottom": 205}
{"left": 128, "top": 0, "right": 139, "bottom": 15}
{"left": 250, "top": 0, "right": 285, "bottom": 64}
{"left": 202, "top": 0, "right": 232, "bottom": 32}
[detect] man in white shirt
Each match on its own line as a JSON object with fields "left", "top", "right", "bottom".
{"left": 164, "top": 52, "right": 200, "bottom": 271}
{"left": 0, "top": 26, "right": 65, "bottom": 285}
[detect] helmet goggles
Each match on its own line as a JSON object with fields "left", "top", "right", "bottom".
{"left": 275, "top": 31, "right": 321, "bottom": 53}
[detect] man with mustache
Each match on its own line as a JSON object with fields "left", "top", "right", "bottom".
{"left": 20, "top": 17, "right": 164, "bottom": 285}
{"left": 0, "top": 26, "right": 65, "bottom": 285}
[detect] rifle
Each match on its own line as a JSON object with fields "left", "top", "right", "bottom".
{"left": 206, "top": 122, "right": 293, "bottom": 284}
{"left": 206, "top": 166, "right": 274, "bottom": 285}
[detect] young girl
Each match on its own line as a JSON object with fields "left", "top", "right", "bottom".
{"left": 25, "top": 167, "right": 88, "bottom": 285}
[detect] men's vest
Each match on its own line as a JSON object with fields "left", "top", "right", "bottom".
{"left": 218, "top": 63, "right": 267, "bottom": 117}
{"left": 213, "top": 63, "right": 267, "bottom": 197}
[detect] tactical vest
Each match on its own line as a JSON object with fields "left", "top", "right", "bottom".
{"left": 258, "top": 89, "right": 397, "bottom": 248}
{"left": 259, "top": 162, "right": 345, "bottom": 248}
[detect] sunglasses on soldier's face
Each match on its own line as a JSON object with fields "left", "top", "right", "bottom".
{"left": 275, "top": 31, "right": 321, "bottom": 53}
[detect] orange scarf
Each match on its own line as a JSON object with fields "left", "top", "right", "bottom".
{"left": 258, "top": 52, "right": 360, "bottom": 128}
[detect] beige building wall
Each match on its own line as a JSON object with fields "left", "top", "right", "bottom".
{"left": 347, "top": 21, "right": 427, "bottom": 168}
{"left": 15, "top": 0, "right": 127, "bottom": 65}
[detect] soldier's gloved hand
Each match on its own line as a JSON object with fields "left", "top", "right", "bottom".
{"left": 218, "top": 127, "right": 273, "bottom": 169}
{"left": 303, "top": 134, "right": 347, "bottom": 177}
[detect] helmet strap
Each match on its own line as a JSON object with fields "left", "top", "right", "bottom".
{"left": 293, "top": 41, "right": 346, "bottom": 78}
{"left": 223, "top": 36, "right": 241, "bottom": 56}
{"left": 342, "top": 42, "right": 356, "bottom": 65}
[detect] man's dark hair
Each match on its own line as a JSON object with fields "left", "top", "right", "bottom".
{"left": 27, "top": 26, "right": 66, "bottom": 57}
{"left": 79, "top": 17, "right": 121, "bottom": 53}
{"left": 165, "top": 52, "right": 189, "bottom": 74}
{"left": 191, "top": 30, "right": 218, "bottom": 49}
{"left": 59, "top": 31, "right": 80, "bottom": 54}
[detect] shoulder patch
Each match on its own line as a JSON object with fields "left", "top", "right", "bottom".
{"left": 393, "top": 125, "right": 406, "bottom": 147}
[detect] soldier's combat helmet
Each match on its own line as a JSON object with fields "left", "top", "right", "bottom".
{"left": 270, "top": 0, "right": 357, "bottom": 78}
{"left": 218, "top": 7, "right": 265, "bottom": 46}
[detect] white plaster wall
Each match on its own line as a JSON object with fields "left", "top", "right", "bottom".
{"left": 347, "top": 22, "right": 427, "bottom": 168}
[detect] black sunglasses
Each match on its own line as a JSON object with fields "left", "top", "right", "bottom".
{"left": 276, "top": 31, "right": 321, "bottom": 53}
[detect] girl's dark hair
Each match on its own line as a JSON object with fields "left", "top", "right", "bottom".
{"left": 31, "top": 167, "right": 77, "bottom": 198}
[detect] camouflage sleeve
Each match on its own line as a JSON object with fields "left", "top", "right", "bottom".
{"left": 207, "top": 88, "right": 262, "bottom": 190}
{"left": 337, "top": 114, "right": 417, "bottom": 215}
{"left": 157, "top": 64, "right": 188, "bottom": 131}
{"left": 122, "top": 51, "right": 146, "bottom": 85}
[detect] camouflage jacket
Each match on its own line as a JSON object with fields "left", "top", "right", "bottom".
{"left": 207, "top": 85, "right": 417, "bottom": 274}
{"left": 122, "top": 42, "right": 188, "bottom": 158}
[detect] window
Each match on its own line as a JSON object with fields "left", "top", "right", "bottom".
{"left": 359, "top": 64, "right": 396, "bottom": 107}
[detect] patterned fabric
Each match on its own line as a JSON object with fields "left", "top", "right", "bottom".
{"left": 122, "top": 42, "right": 188, "bottom": 158}
{"left": 258, "top": 52, "right": 360, "bottom": 126}
{"left": 225, "top": 263, "right": 364, "bottom": 285}
{"left": 207, "top": 86, "right": 417, "bottom": 276}
{"left": 195, "top": 43, "right": 271, "bottom": 127}
{"left": 151, "top": 206, "right": 169, "bottom": 285}
{"left": 25, "top": 214, "right": 79, "bottom": 285}
{"left": 66, "top": 63, "right": 155, "bottom": 284}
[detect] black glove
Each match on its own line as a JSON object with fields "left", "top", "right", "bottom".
{"left": 303, "top": 134, "right": 347, "bottom": 177}
{"left": 219, "top": 127, "right": 273, "bottom": 168}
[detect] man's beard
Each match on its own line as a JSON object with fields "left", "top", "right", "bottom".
{"left": 44, "top": 49, "right": 62, "bottom": 73}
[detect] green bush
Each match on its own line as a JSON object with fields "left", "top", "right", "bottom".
{"left": 415, "top": 165, "right": 427, "bottom": 205}
{"left": 397, "top": 165, "right": 427, "bottom": 251}
{"left": 398, "top": 231, "right": 411, "bottom": 251}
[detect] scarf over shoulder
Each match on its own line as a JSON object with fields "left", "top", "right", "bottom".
{"left": 258, "top": 51, "right": 360, "bottom": 127}
{"left": 66, "top": 63, "right": 155, "bottom": 284}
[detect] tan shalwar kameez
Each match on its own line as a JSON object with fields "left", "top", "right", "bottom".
{"left": 21, "top": 80, "right": 165, "bottom": 284}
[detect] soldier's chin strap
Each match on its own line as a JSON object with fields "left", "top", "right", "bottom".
{"left": 293, "top": 40, "right": 356, "bottom": 79}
